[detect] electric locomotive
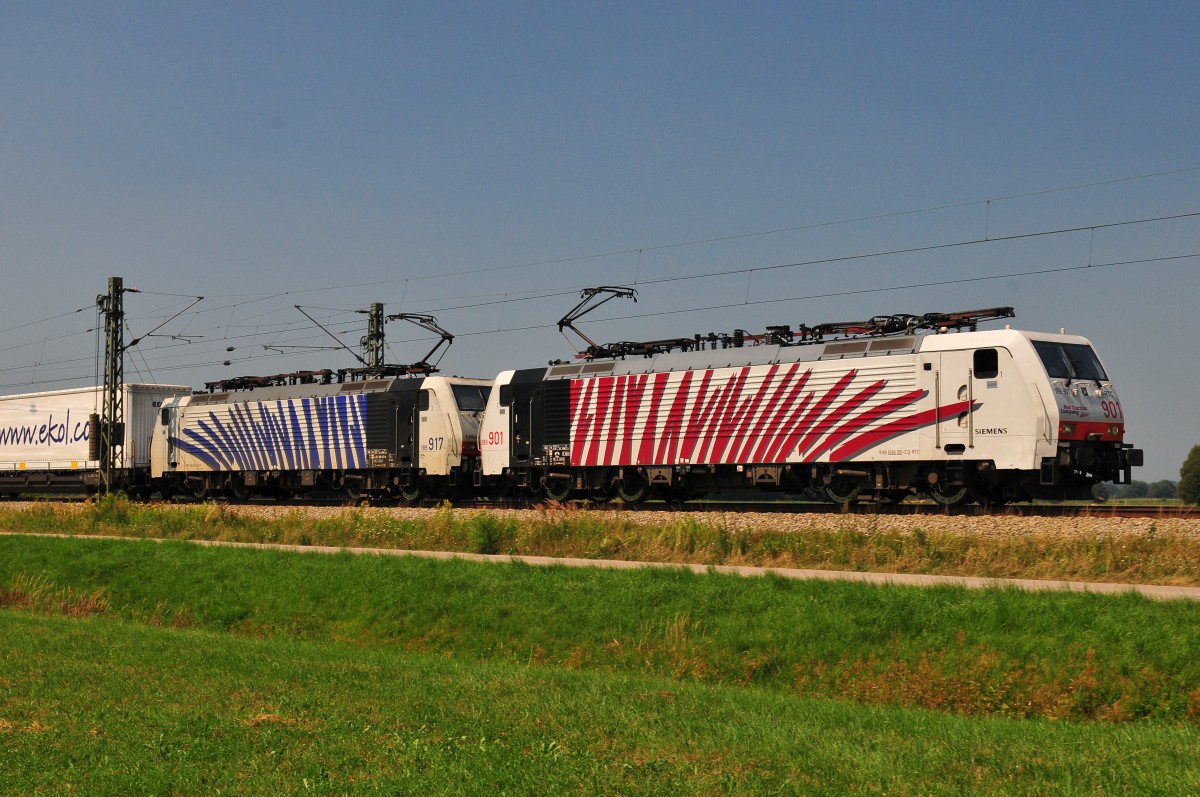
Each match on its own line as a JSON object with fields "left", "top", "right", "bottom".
{"left": 479, "top": 290, "right": 1142, "bottom": 505}
{"left": 150, "top": 369, "right": 491, "bottom": 501}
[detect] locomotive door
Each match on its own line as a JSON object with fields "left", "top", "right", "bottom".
{"left": 388, "top": 381, "right": 424, "bottom": 471}
{"left": 151, "top": 400, "right": 181, "bottom": 477}
{"left": 922, "top": 346, "right": 1032, "bottom": 475}
{"left": 919, "top": 350, "right": 974, "bottom": 456}
{"left": 503, "top": 381, "right": 534, "bottom": 465}
{"left": 418, "top": 388, "right": 451, "bottom": 476}
{"left": 396, "top": 395, "right": 417, "bottom": 467}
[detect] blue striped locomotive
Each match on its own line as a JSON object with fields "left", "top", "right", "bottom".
{"left": 151, "top": 371, "right": 490, "bottom": 501}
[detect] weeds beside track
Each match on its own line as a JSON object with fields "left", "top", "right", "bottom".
{"left": 3, "top": 495, "right": 1200, "bottom": 587}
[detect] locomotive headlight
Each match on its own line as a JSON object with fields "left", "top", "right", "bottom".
{"left": 1060, "top": 422, "right": 1075, "bottom": 436}
{"left": 1108, "top": 424, "right": 1121, "bottom": 436}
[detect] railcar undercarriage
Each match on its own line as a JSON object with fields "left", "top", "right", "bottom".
{"left": 498, "top": 458, "right": 1106, "bottom": 507}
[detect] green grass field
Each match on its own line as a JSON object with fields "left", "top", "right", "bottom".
{"left": 4, "top": 533, "right": 1200, "bottom": 723}
{"left": 4, "top": 611, "right": 1200, "bottom": 796}
{"left": 4, "top": 518, "right": 1200, "bottom": 794}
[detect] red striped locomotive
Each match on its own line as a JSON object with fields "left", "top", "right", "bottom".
{"left": 479, "top": 290, "right": 1141, "bottom": 505}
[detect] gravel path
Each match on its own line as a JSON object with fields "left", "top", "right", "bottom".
{"left": 5, "top": 502, "right": 1200, "bottom": 599}
{"left": 6, "top": 528, "right": 1200, "bottom": 601}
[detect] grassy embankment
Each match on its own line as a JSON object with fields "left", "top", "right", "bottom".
{"left": 3, "top": 533, "right": 1200, "bottom": 724}
{"left": 4, "top": 518, "right": 1200, "bottom": 793}
{"left": 2, "top": 494, "right": 1199, "bottom": 585}
{"left": 4, "top": 610, "right": 1200, "bottom": 796}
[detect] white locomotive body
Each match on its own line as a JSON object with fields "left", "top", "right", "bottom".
{"left": 151, "top": 374, "right": 491, "bottom": 501}
{"left": 480, "top": 321, "right": 1140, "bottom": 505}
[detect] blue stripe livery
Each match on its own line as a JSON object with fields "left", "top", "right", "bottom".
{"left": 172, "top": 395, "right": 367, "bottom": 472}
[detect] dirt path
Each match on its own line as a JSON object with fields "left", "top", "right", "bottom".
{"left": 7, "top": 530, "right": 1200, "bottom": 602}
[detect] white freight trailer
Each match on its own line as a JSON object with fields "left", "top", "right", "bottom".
{"left": 0, "top": 384, "right": 189, "bottom": 493}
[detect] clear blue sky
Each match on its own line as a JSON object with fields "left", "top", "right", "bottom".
{"left": 2, "top": 2, "right": 1197, "bottom": 481}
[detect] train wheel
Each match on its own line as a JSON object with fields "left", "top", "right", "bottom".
{"left": 823, "top": 478, "right": 861, "bottom": 505}
{"left": 225, "top": 476, "right": 251, "bottom": 501}
{"left": 928, "top": 483, "right": 969, "bottom": 507}
{"left": 616, "top": 475, "right": 650, "bottom": 504}
{"left": 399, "top": 481, "right": 423, "bottom": 504}
{"left": 543, "top": 478, "right": 574, "bottom": 503}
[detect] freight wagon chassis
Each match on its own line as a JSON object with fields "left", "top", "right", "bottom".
{"left": 0, "top": 467, "right": 157, "bottom": 499}
{"left": 0, "top": 469, "right": 99, "bottom": 497}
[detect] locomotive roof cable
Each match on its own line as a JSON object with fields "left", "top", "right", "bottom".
{"left": 563, "top": 252, "right": 1200, "bottom": 331}
{"left": 4, "top": 240, "right": 1192, "bottom": 390}
{"left": 630, "top": 210, "right": 1200, "bottom": 291}
{"left": 0, "top": 305, "right": 92, "bottom": 337}
{"left": 179, "top": 165, "right": 1200, "bottom": 303}
{"left": 4, "top": 170, "right": 1197, "bottom": 387}
{"left": 0, "top": 325, "right": 96, "bottom": 356}
{"left": 352, "top": 249, "right": 1199, "bottom": 350}
{"left": 27, "top": 247, "right": 1189, "bottom": 384}
{"left": 370, "top": 206, "right": 1199, "bottom": 322}
{"left": 294, "top": 305, "right": 370, "bottom": 367}
{"left": 369, "top": 165, "right": 1200, "bottom": 286}
{"left": 114, "top": 199, "right": 1194, "bottom": 355}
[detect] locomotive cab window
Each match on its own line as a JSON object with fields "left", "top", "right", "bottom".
{"left": 418, "top": 390, "right": 430, "bottom": 412}
{"left": 1032, "top": 341, "right": 1108, "bottom": 381}
{"left": 973, "top": 348, "right": 999, "bottom": 379}
{"left": 451, "top": 384, "right": 489, "bottom": 412}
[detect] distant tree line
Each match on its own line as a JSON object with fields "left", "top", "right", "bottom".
{"left": 1088, "top": 446, "right": 1200, "bottom": 504}
{"left": 1180, "top": 445, "right": 1200, "bottom": 504}
{"left": 1092, "top": 480, "right": 1179, "bottom": 501}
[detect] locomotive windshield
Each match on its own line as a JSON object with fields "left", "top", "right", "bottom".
{"left": 1032, "top": 341, "right": 1108, "bottom": 381}
{"left": 451, "top": 384, "right": 490, "bottom": 412}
